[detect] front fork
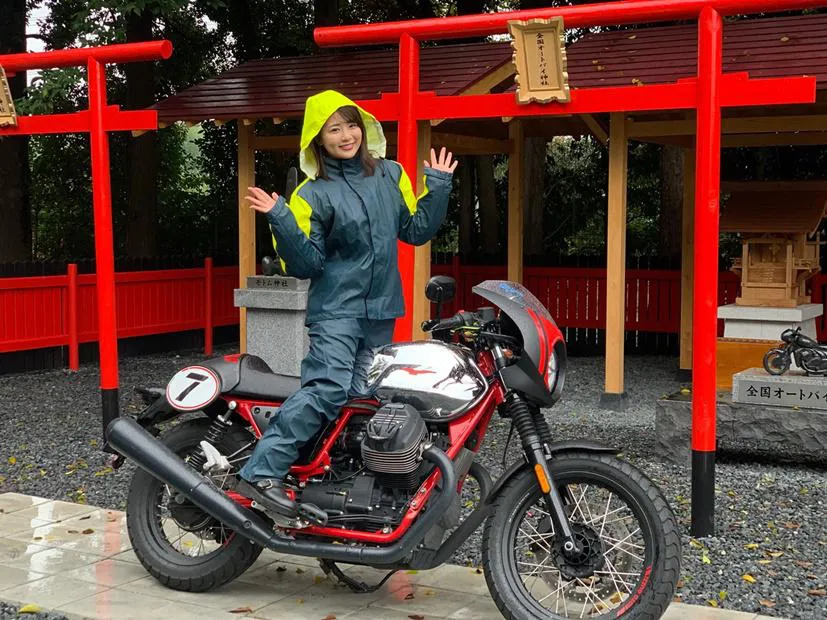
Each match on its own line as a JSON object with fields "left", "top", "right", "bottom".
{"left": 504, "top": 391, "right": 581, "bottom": 555}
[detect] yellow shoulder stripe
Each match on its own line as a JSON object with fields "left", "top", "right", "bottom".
{"left": 271, "top": 179, "right": 313, "bottom": 273}
{"left": 397, "top": 166, "right": 430, "bottom": 216}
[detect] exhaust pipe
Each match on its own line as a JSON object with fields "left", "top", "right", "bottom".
{"left": 107, "top": 416, "right": 456, "bottom": 565}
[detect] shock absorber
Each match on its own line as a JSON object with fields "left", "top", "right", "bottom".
{"left": 531, "top": 406, "right": 554, "bottom": 452}
{"left": 506, "top": 392, "right": 580, "bottom": 555}
{"left": 186, "top": 404, "right": 235, "bottom": 472}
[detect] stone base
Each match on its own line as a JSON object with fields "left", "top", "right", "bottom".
{"left": 733, "top": 367, "right": 827, "bottom": 410}
{"left": 599, "top": 392, "right": 629, "bottom": 412}
{"left": 655, "top": 392, "right": 827, "bottom": 466}
{"left": 718, "top": 303, "right": 822, "bottom": 341}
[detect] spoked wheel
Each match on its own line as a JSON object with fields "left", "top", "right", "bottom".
{"left": 126, "top": 418, "right": 264, "bottom": 592}
{"left": 482, "top": 453, "right": 680, "bottom": 620}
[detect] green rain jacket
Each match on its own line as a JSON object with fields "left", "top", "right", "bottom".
{"left": 264, "top": 90, "right": 452, "bottom": 324}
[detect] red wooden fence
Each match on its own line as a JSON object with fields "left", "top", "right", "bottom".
{"left": 0, "top": 257, "right": 822, "bottom": 370}
{"left": 0, "top": 258, "right": 238, "bottom": 369}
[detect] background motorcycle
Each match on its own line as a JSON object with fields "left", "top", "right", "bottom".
{"left": 763, "top": 326, "right": 827, "bottom": 375}
{"left": 108, "top": 277, "right": 681, "bottom": 620}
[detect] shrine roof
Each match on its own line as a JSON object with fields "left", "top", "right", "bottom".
{"left": 721, "top": 186, "right": 827, "bottom": 234}
{"left": 152, "top": 42, "right": 513, "bottom": 124}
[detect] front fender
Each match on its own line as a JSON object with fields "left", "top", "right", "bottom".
{"left": 485, "top": 440, "right": 619, "bottom": 505}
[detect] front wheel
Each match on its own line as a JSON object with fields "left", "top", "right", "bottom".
{"left": 763, "top": 348, "right": 790, "bottom": 375}
{"left": 482, "top": 453, "right": 680, "bottom": 619}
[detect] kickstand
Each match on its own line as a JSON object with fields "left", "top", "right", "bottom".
{"left": 319, "top": 559, "right": 398, "bottom": 593}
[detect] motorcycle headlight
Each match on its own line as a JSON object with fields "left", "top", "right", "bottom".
{"left": 546, "top": 350, "right": 558, "bottom": 393}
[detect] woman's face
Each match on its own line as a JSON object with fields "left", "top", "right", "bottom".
{"left": 318, "top": 111, "right": 362, "bottom": 159}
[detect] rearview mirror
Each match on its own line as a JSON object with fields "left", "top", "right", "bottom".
{"left": 425, "top": 276, "right": 456, "bottom": 304}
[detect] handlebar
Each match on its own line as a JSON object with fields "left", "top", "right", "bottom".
{"left": 421, "top": 312, "right": 468, "bottom": 333}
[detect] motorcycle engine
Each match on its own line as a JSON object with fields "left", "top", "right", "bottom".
{"left": 298, "top": 403, "right": 435, "bottom": 532}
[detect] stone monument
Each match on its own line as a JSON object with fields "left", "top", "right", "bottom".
{"left": 234, "top": 275, "right": 309, "bottom": 377}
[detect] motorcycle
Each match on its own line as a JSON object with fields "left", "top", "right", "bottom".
{"left": 763, "top": 326, "right": 827, "bottom": 376}
{"left": 107, "top": 277, "right": 681, "bottom": 619}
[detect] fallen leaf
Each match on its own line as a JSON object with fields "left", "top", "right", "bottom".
{"left": 742, "top": 574, "right": 756, "bottom": 584}
{"left": 18, "top": 604, "right": 42, "bottom": 614}
{"left": 758, "top": 560, "right": 772, "bottom": 565}
{"left": 706, "top": 599, "right": 718, "bottom": 607}
{"left": 794, "top": 560, "right": 814, "bottom": 568}
{"left": 701, "top": 551, "right": 711, "bottom": 565}
{"left": 680, "top": 387, "right": 690, "bottom": 395}
{"left": 744, "top": 543, "right": 759, "bottom": 550}
{"left": 314, "top": 575, "right": 326, "bottom": 584}
{"left": 759, "top": 599, "right": 776, "bottom": 608}
{"left": 32, "top": 536, "right": 42, "bottom": 541}
{"left": 784, "top": 522, "right": 801, "bottom": 530}
{"left": 408, "top": 615, "right": 425, "bottom": 620}
{"left": 82, "top": 528, "right": 95, "bottom": 535}
{"left": 276, "top": 566, "right": 286, "bottom": 572}
{"left": 8, "top": 456, "right": 17, "bottom": 465}
{"left": 690, "top": 539, "right": 703, "bottom": 549}
{"left": 627, "top": 34, "right": 637, "bottom": 39}
{"left": 767, "top": 551, "right": 784, "bottom": 558}
{"left": 808, "top": 589, "right": 826, "bottom": 596}
{"left": 229, "top": 607, "right": 253, "bottom": 614}
{"left": 405, "top": 592, "right": 415, "bottom": 600}
{"left": 676, "top": 579, "right": 685, "bottom": 589}
{"left": 780, "top": 35, "right": 790, "bottom": 42}
{"left": 321, "top": 615, "right": 336, "bottom": 620}
{"left": 67, "top": 530, "right": 79, "bottom": 534}
{"left": 296, "top": 567, "right": 305, "bottom": 574}
{"left": 475, "top": 568, "right": 482, "bottom": 574}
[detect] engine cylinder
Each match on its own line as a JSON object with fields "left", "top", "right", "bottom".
{"left": 361, "top": 403, "right": 427, "bottom": 489}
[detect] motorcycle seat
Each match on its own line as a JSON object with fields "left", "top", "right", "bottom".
{"left": 202, "top": 354, "right": 301, "bottom": 402}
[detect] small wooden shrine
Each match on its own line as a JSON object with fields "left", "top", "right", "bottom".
{"left": 721, "top": 189, "right": 827, "bottom": 307}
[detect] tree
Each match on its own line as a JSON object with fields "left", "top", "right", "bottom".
{"left": 0, "top": 0, "right": 31, "bottom": 260}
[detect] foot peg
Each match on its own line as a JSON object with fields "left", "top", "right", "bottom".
{"left": 297, "top": 502, "right": 328, "bottom": 527}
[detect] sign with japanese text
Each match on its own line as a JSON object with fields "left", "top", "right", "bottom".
{"left": 508, "top": 17, "right": 570, "bottom": 105}
{"left": 0, "top": 66, "right": 17, "bottom": 127}
{"left": 733, "top": 369, "right": 827, "bottom": 411}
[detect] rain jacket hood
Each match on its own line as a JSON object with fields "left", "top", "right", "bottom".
{"left": 299, "top": 90, "right": 387, "bottom": 179}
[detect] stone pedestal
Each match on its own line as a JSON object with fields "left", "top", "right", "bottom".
{"left": 718, "top": 303, "right": 822, "bottom": 341}
{"left": 655, "top": 391, "right": 827, "bottom": 466}
{"left": 234, "top": 276, "right": 310, "bottom": 377}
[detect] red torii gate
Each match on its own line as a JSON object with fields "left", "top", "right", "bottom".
{"left": 0, "top": 41, "right": 172, "bottom": 447}
{"left": 315, "top": 0, "right": 821, "bottom": 536}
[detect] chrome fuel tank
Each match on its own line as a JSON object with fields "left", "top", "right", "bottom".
{"left": 366, "top": 341, "right": 487, "bottom": 421}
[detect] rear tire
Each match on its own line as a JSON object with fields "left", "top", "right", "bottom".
{"left": 482, "top": 453, "right": 681, "bottom": 619}
{"left": 126, "top": 418, "right": 264, "bottom": 592}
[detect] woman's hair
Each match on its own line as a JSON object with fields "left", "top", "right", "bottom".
{"left": 312, "top": 105, "right": 377, "bottom": 180}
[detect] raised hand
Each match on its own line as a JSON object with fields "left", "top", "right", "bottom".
{"left": 424, "top": 147, "right": 458, "bottom": 174}
{"left": 246, "top": 186, "right": 279, "bottom": 214}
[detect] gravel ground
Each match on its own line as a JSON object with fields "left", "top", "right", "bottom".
{"left": 0, "top": 602, "right": 67, "bottom": 620}
{"left": 1, "top": 349, "right": 825, "bottom": 619}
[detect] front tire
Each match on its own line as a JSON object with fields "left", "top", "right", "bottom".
{"left": 482, "top": 453, "right": 680, "bottom": 619}
{"left": 126, "top": 418, "right": 264, "bottom": 592}
{"left": 763, "top": 348, "right": 790, "bottom": 375}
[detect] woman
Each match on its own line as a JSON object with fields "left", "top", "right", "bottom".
{"left": 236, "top": 90, "right": 457, "bottom": 517}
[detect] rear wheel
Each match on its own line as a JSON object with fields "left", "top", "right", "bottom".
{"left": 126, "top": 418, "right": 263, "bottom": 592}
{"left": 482, "top": 453, "right": 680, "bottom": 619}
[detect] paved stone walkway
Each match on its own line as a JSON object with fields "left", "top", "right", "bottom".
{"left": 0, "top": 493, "right": 784, "bottom": 620}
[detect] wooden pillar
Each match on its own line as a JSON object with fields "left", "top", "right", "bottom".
{"left": 680, "top": 147, "right": 696, "bottom": 372}
{"left": 412, "top": 121, "right": 433, "bottom": 340}
{"left": 508, "top": 119, "right": 524, "bottom": 284}
{"left": 237, "top": 121, "right": 256, "bottom": 353}
{"left": 602, "top": 112, "right": 629, "bottom": 409}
